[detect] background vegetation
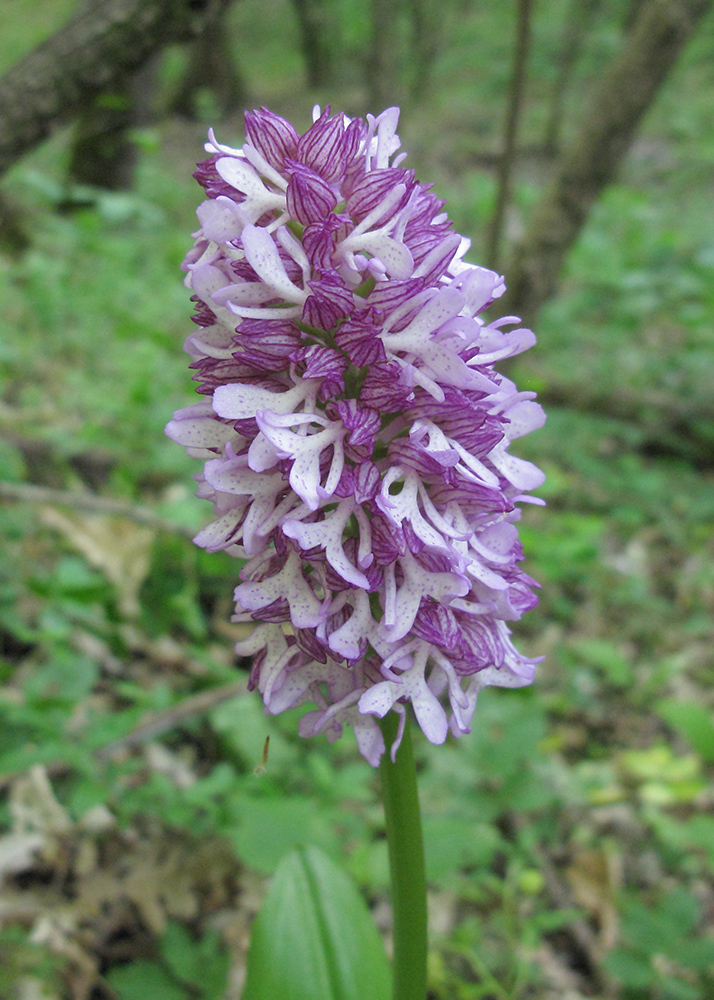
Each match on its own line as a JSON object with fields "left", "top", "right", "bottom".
{"left": 1, "top": 1, "right": 713, "bottom": 998}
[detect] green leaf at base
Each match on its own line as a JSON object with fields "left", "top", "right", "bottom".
{"left": 242, "top": 845, "right": 391, "bottom": 1000}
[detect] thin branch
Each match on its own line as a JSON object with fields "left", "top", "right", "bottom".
{"left": 0, "top": 0, "right": 233, "bottom": 178}
{"left": 95, "top": 678, "right": 249, "bottom": 759}
{"left": 290, "top": 0, "right": 336, "bottom": 89}
{"left": 543, "top": 0, "right": 601, "bottom": 156}
{"left": 368, "top": 0, "right": 404, "bottom": 109}
{"left": 0, "top": 679, "right": 250, "bottom": 791}
{"left": 487, "top": 0, "right": 533, "bottom": 273}
{"left": 502, "top": 0, "right": 714, "bottom": 323}
{"left": 0, "top": 480, "right": 196, "bottom": 538}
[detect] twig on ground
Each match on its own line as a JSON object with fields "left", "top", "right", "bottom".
{"left": 0, "top": 480, "right": 196, "bottom": 538}
{"left": 0, "top": 679, "right": 249, "bottom": 791}
{"left": 94, "top": 677, "right": 249, "bottom": 759}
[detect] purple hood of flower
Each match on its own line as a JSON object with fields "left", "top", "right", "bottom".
{"left": 167, "top": 105, "right": 545, "bottom": 765}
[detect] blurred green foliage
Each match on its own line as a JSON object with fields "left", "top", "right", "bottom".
{"left": 106, "top": 924, "right": 230, "bottom": 1000}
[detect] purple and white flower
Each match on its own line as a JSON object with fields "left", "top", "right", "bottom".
{"left": 167, "top": 105, "right": 545, "bottom": 766}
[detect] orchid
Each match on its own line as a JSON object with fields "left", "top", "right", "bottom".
{"left": 167, "top": 104, "right": 545, "bottom": 767}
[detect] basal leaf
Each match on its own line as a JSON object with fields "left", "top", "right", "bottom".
{"left": 242, "top": 845, "right": 390, "bottom": 1000}
{"left": 656, "top": 699, "right": 714, "bottom": 763}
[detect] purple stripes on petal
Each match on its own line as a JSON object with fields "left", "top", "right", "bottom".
{"left": 286, "top": 164, "right": 338, "bottom": 225}
{"left": 234, "top": 318, "right": 302, "bottom": 372}
{"left": 412, "top": 601, "right": 461, "bottom": 649}
{"left": 387, "top": 439, "right": 456, "bottom": 478}
{"left": 354, "top": 460, "right": 381, "bottom": 503}
{"left": 403, "top": 521, "right": 425, "bottom": 555}
{"left": 244, "top": 107, "right": 299, "bottom": 170}
{"left": 193, "top": 156, "right": 242, "bottom": 199}
{"left": 189, "top": 294, "right": 218, "bottom": 328}
{"left": 302, "top": 213, "right": 351, "bottom": 270}
{"left": 450, "top": 614, "right": 505, "bottom": 675}
{"left": 302, "top": 270, "right": 354, "bottom": 331}
{"left": 359, "top": 361, "right": 414, "bottom": 411}
{"left": 330, "top": 457, "right": 380, "bottom": 504}
{"left": 334, "top": 399, "right": 381, "bottom": 447}
{"left": 429, "top": 478, "right": 513, "bottom": 516}
{"left": 403, "top": 186, "right": 448, "bottom": 230}
{"left": 333, "top": 464, "right": 355, "bottom": 498}
{"left": 334, "top": 312, "right": 387, "bottom": 367}
{"left": 251, "top": 597, "right": 292, "bottom": 622}
{"left": 294, "top": 626, "right": 329, "bottom": 663}
{"left": 370, "top": 512, "right": 406, "bottom": 565}
{"left": 366, "top": 278, "right": 425, "bottom": 316}
{"left": 404, "top": 387, "right": 505, "bottom": 456}
{"left": 296, "top": 107, "right": 350, "bottom": 183}
{"left": 189, "top": 356, "right": 256, "bottom": 395}
{"left": 292, "top": 344, "right": 348, "bottom": 398}
{"left": 345, "top": 168, "right": 415, "bottom": 223}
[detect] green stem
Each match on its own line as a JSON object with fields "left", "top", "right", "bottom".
{"left": 379, "top": 712, "right": 427, "bottom": 1000}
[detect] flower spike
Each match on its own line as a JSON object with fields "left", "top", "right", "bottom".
{"left": 167, "top": 105, "right": 545, "bottom": 764}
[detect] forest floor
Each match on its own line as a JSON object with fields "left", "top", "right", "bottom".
{"left": 1, "top": 2, "right": 714, "bottom": 998}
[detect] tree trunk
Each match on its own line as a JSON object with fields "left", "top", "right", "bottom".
{"left": 542, "top": 0, "right": 601, "bottom": 156}
{"left": 367, "top": 0, "right": 404, "bottom": 109}
{"left": 0, "top": 0, "right": 233, "bottom": 179}
{"left": 406, "top": 0, "right": 442, "bottom": 100}
{"left": 487, "top": 0, "right": 533, "bottom": 273}
{"left": 170, "top": 5, "right": 246, "bottom": 119}
{"left": 290, "top": 0, "right": 337, "bottom": 89}
{"left": 502, "top": 0, "right": 713, "bottom": 324}
{"left": 0, "top": 192, "right": 29, "bottom": 253}
{"left": 67, "top": 58, "right": 158, "bottom": 193}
